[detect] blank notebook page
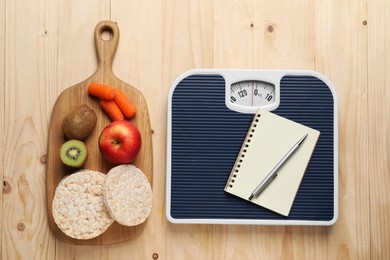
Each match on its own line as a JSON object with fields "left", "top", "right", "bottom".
{"left": 225, "top": 109, "right": 320, "bottom": 216}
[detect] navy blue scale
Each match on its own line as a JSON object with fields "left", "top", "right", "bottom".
{"left": 170, "top": 75, "right": 334, "bottom": 221}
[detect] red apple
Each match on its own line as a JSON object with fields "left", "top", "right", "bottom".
{"left": 98, "top": 120, "right": 141, "bottom": 164}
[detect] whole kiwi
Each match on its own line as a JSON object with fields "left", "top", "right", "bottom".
{"left": 62, "top": 105, "right": 97, "bottom": 140}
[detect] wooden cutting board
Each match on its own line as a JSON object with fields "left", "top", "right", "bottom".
{"left": 46, "top": 21, "right": 153, "bottom": 245}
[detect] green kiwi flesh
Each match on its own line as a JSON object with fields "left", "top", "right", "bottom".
{"left": 60, "top": 140, "right": 88, "bottom": 168}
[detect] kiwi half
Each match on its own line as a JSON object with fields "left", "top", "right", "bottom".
{"left": 60, "top": 140, "right": 88, "bottom": 168}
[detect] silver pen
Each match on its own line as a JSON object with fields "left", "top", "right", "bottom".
{"left": 248, "top": 133, "right": 308, "bottom": 201}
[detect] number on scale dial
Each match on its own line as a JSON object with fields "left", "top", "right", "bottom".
{"left": 230, "top": 80, "right": 276, "bottom": 107}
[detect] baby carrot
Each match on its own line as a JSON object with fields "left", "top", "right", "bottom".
{"left": 88, "top": 82, "right": 116, "bottom": 100}
{"left": 99, "top": 99, "right": 124, "bottom": 121}
{"left": 114, "top": 89, "right": 137, "bottom": 118}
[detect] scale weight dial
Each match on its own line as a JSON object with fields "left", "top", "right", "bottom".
{"left": 230, "top": 80, "right": 276, "bottom": 107}
{"left": 223, "top": 70, "right": 282, "bottom": 113}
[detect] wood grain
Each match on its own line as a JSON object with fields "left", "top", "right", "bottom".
{"left": 314, "top": 1, "right": 370, "bottom": 259}
{"left": 2, "top": 0, "right": 57, "bottom": 258}
{"left": 368, "top": 0, "right": 390, "bottom": 258}
{"left": 2, "top": 0, "right": 390, "bottom": 259}
{"left": 46, "top": 21, "right": 153, "bottom": 245}
{"left": 0, "top": 0, "right": 4, "bottom": 257}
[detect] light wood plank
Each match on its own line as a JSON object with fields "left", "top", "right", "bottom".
{"left": 367, "top": 0, "right": 390, "bottom": 259}
{"left": 162, "top": 0, "right": 214, "bottom": 78}
{"left": 0, "top": 0, "right": 5, "bottom": 258}
{"left": 1, "top": 0, "right": 58, "bottom": 258}
{"left": 56, "top": 1, "right": 111, "bottom": 89}
{"left": 315, "top": 0, "right": 370, "bottom": 259}
{"left": 213, "top": 0, "right": 315, "bottom": 70}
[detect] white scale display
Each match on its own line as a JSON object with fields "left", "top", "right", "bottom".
{"left": 211, "top": 70, "right": 283, "bottom": 113}
{"left": 229, "top": 80, "right": 276, "bottom": 107}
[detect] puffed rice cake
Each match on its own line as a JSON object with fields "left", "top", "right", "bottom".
{"left": 52, "top": 170, "right": 114, "bottom": 239}
{"left": 103, "top": 164, "right": 153, "bottom": 226}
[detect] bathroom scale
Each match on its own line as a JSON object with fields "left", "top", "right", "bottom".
{"left": 166, "top": 69, "right": 338, "bottom": 225}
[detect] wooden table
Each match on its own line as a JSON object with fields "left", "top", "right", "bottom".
{"left": 1, "top": 1, "right": 389, "bottom": 259}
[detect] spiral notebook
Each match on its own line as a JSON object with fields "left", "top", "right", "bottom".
{"left": 224, "top": 109, "right": 320, "bottom": 216}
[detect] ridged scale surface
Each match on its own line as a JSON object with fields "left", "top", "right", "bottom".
{"left": 170, "top": 75, "right": 334, "bottom": 221}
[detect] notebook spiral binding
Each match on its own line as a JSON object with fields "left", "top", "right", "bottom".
{"left": 226, "top": 112, "right": 262, "bottom": 189}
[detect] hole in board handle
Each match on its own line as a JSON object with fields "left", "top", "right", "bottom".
{"left": 100, "top": 26, "right": 114, "bottom": 41}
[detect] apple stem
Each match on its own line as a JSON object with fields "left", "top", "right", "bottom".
{"left": 111, "top": 139, "right": 120, "bottom": 145}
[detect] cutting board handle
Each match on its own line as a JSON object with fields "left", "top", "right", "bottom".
{"left": 94, "top": 20, "right": 119, "bottom": 76}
